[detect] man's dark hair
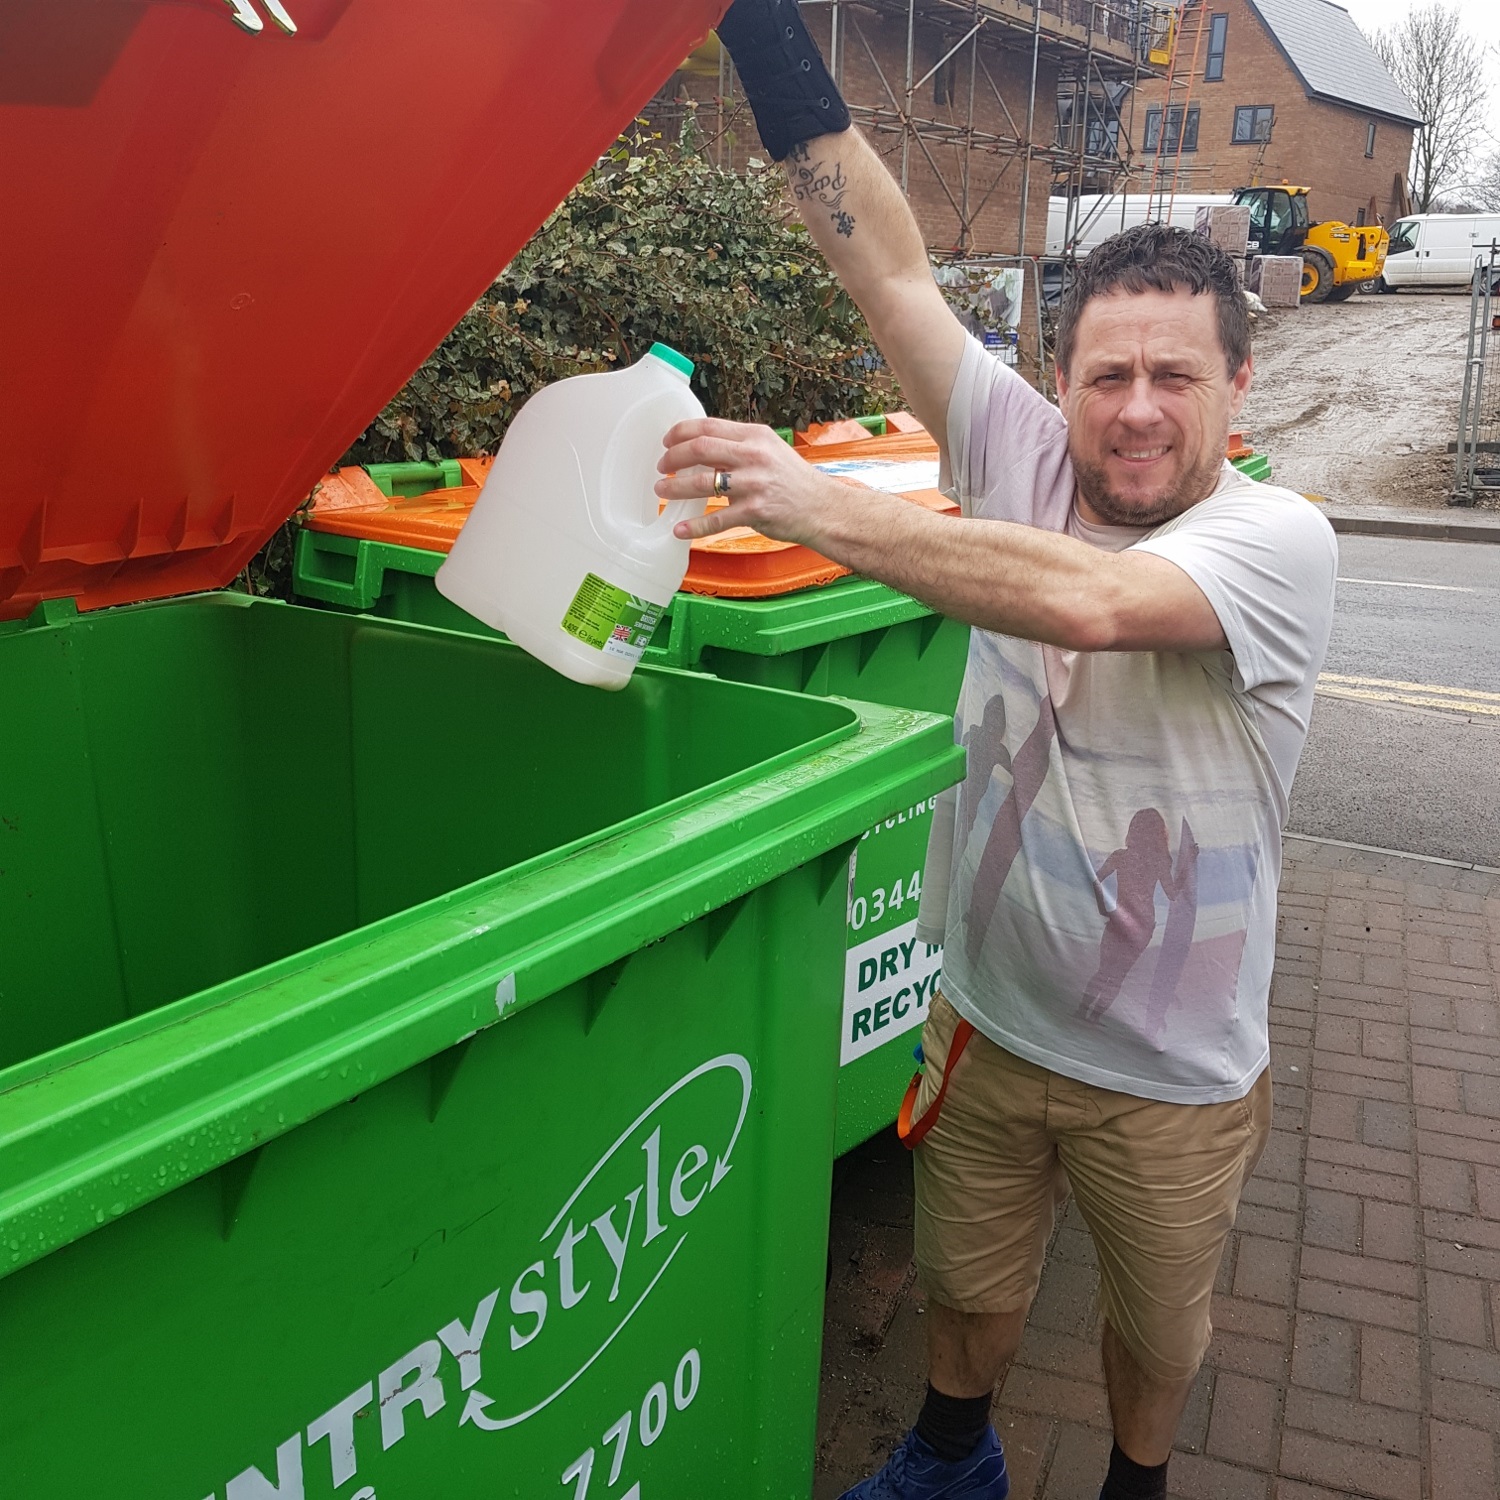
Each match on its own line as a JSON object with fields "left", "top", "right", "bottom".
{"left": 1054, "top": 223, "right": 1251, "bottom": 377}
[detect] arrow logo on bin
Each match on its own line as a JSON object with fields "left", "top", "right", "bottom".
{"left": 210, "top": 1052, "right": 755, "bottom": 1493}
{"left": 459, "top": 1236, "right": 686, "bottom": 1432}
{"left": 543, "top": 1053, "right": 752, "bottom": 1238}
{"left": 459, "top": 1053, "right": 751, "bottom": 1435}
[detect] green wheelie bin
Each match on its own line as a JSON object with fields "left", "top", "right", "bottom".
{"left": 0, "top": 5, "right": 965, "bottom": 1498}
{"left": 0, "top": 595, "right": 958, "bottom": 1499}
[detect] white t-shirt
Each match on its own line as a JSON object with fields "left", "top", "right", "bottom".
{"left": 916, "top": 336, "right": 1337, "bottom": 1104}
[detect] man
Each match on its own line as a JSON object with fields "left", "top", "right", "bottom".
{"left": 656, "top": 5, "right": 1337, "bottom": 1498}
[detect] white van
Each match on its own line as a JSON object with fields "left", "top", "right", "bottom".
{"left": 1380, "top": 213, "right": 1500, "bottom": 290}
{"left": 1047, "top": 193, "right": 1233, "bottom": 257}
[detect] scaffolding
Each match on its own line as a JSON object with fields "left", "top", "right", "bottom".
{"left": 1143, "top": 0, "right": 1209, "bottom": 219}
{"left": 820, "top": 0, "right": 1177, "bottom": 257}
{"left": 653, "top": 1, "right": 1181, "bottom": 383}
{"left": 664, "top": 1, "right": 1177, "bottom": 256}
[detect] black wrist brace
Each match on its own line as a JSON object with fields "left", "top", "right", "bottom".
{"left": 715, "top": 0, "right": 851, "bottom": 161}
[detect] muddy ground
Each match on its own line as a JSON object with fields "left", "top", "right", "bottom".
{"left": 1240, "top": 287, "right": 1475, "bottom": 509}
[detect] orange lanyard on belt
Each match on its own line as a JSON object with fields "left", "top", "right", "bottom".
{"left": 896, "top": 1018, "right": 976, "bottom": 1150}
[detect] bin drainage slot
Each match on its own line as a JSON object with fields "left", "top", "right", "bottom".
{"left": 702, "top": 891, "right": 753, "bottom": 961}
{"left": 219, "top": 1146, "right": 265, "bottom": 1241}
{"left": 584, "top": 955, "right": 632, "bottom": 1034}
{"left": 428, "top": 1037, "right": 474, "bottom": 1123}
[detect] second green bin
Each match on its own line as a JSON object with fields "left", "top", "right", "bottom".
{"left": 294, "top": 520, "right": 970, "bottom": 1155}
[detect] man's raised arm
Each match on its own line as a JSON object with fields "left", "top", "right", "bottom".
{"left": 715, "top": 0, "right": 966, "bottom": 436}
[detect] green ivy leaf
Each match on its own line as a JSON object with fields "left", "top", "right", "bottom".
{"left": 336, "top": 118, "right": 897, "bottom": 477}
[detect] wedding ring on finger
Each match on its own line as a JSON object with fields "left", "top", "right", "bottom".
{"left": 712, "top": 468, "right": 732, "bottom": 498}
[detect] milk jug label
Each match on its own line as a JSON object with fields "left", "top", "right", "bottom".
{"left": 562, "top": 573, "right": 664, "bottom": 661}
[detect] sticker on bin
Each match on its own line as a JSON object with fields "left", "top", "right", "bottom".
{"left": 842, "top": 919, "right": 942, "bottom": 1064}
{"left": 562, "top": 573, "right": 665, "bottom": 661}
{"left": 812, "top": 458, "right": 942, "bottom": 494}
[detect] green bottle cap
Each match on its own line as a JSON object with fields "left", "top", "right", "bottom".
{"left": 646, "top": 342, "right": 694, "bottom": 379}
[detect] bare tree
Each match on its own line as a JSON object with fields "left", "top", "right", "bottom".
{"left": 1462, "top": 152, "right": 1500, "bottom": 214}
{"left": 1372, "top": 4, "right": 1491, "bottom": 212}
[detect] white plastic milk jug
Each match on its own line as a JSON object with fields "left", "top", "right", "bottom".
{"left": 436, "top": 342, "right": 708, "bottom": 689}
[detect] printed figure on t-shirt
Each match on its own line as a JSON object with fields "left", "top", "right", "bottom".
{"left": 957, "top": 696, "right": 1011, "bottom": 847}
{"left": 962, "top": 695, "right": 1057, "bottom": 967}
{"left": 1144, "top": 818, "right": 1201, "bottom": 1046}
{"left": 1080, "top": 809, "right": 1199, "bottom": 1025}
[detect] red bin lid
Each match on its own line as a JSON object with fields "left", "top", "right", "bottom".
{"left": 0, "top": 0, "right": 723, "bottom": 618}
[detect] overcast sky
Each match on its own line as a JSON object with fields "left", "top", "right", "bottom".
{"left": 1339, "top": 0, "right": 1499, "bottom": 150}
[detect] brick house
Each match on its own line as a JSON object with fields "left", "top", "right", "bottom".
{"left": 1135, "top": 0, "right": 1421, "bottom": 228}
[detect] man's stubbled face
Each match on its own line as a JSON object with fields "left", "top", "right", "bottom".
{"left": 1057, "top": 287, "right": 1252, "bottom": 529}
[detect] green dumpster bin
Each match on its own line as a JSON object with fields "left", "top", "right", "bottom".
{"left": 295, "top": 524, "right": 970, "bottom": 1155}
{"left": 1, "top": 4, "right": 967, "bottom": 1495}
{"left": 0, "top": 594, "right": 960, "bottom": 1497}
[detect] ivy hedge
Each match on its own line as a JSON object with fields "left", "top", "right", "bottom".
{"left": 340, "top": 120, "right": 891, "bottom": 466}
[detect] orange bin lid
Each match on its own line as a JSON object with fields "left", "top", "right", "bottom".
{"left": 792, "top": 418, "right": 876, "bottom": 448}
{"left": 884, "top": 410, "right": 928, "bottom": 434}
{"left": 685, "top": 426, "right": 953, "bottom": 596}
{"left": 308, "top": 458, "right": 493, "bottom": 551}
{"left": 306, "top": 424, "right": 956, "bottom": 599}
{"left": 0, "top": 0, "right": 723, "bottom": 619}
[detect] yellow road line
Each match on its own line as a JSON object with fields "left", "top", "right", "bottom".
{"left": 1319, "top": 673, "right": 1500, "bottom": 704}
{"left": 1317, "top": 672, "right": 1500, "bottom": 718}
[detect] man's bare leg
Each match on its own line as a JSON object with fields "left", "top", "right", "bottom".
{"left": 925, "top": 1301, "right": 1029, "bottom": 1397}
{"left": 1100, "top": 1319, "right": 1196, "bottom": 1464}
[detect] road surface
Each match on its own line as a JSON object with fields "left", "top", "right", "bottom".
{"left": 1288, "top": 533, "right": 1500, "bottom": 867}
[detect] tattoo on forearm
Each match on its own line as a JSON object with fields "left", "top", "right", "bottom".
{"left": 787, "top": 150, "right": 856, "bottom": 238}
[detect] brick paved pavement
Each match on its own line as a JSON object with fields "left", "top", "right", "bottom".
{"left": 815, "top": 836, "right": 1500, "bottom": 1500}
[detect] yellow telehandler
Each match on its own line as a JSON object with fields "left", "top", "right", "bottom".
{"left": 1233, "top": 185, "right": 1388, "bottom": 302}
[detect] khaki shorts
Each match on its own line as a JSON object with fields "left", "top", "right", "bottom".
{"left": 912, "top": 992, "right": 1271, "bottom": 1383}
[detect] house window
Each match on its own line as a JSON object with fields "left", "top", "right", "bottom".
{"left": 1204, "top": 14, "right": 1228, "bottom": 82}
{"left": 1059, "top": 83, "right": 1126, "bottom": 160}
{"left": 1144, "top": 104, "right": 1201, "bottom": 154}
{"left": 1232, "top": 105, "right": 1274, "bottom": 144}
{"left": 1086, "top": 113, "right": 1121, "bottom": 160}
{"left": 1366, "top": 120, "right": 1377, "bottom": 157}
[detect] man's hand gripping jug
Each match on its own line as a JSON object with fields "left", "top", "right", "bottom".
{"left": 436, "top": 342, "right": 707, "bottom": 689}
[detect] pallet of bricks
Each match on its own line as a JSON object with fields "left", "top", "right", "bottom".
{"left": 1246, "top": 254, "right": 1303, "bottom": 308}
{"left": 1195, "top": 204, "right": 1251, "bottom": 289}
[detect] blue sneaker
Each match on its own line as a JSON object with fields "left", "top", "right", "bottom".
{"left": 837, "top": 1426, "right": 1009, "bottom": 1499}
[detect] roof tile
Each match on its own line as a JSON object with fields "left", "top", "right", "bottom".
{"left": 1246, "top": 0, "right": 1423, "bottom": 126}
